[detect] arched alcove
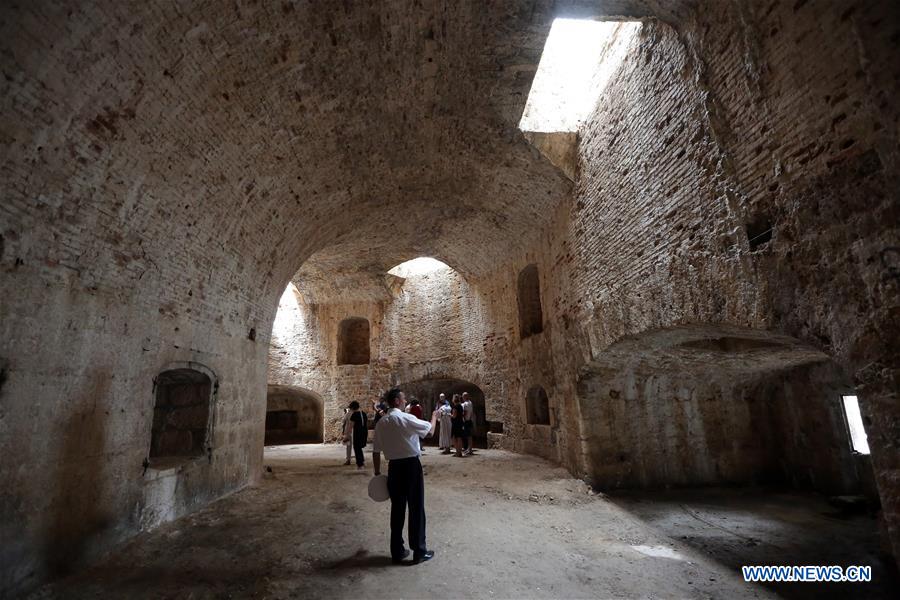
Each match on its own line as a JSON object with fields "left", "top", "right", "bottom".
{"left": 517, "top": 264, "right": 543, "bottom": 339}
{"left": 149, "top": 367, "right": 215, "bottom": 466}
{"left": 402, "top": 378, "right": 488, "bottom": 449}
{"left": 265, "top": 385, "right": 324, "bottom": 445}
{"left": 526, "top": 386, "right": 551, "bottom": 425}
{"left": 577, "top": 324, "right": 876, "bottom": 496}
{"left": 337, "top": 317, "right": 371, "bottom": 365}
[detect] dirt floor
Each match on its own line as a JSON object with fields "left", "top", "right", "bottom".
{"left": 615, "top": 488, "right": 898, "bottom": 600}
{"left": 29, "top": 445, "right": 896, "bottom": 599}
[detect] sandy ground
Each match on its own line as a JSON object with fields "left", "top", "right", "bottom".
{"left": 28, "top": 445, "right": 891, "bottom": 599}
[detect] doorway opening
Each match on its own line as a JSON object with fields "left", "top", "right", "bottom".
{"left": 402, "top": 378, "right": 488, "bottom": 449}
{"left": 265, "top": 385, "right": 324, "bottom": 445}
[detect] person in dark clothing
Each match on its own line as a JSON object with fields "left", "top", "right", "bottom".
{"left": 345, "top": 400, "right": 368, "bottom": 469}
{"left": 372, "top": 398, "right": 388, "bottom": 424}
{"left": 450, "top": 394, "right": 466, "bottom": 458}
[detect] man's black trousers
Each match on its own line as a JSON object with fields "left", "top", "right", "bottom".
{"left": 353, "top": 443, "right": 365, "bottom": 467}
{"left": 387, "top": 456, "right": 426, "bottom": 559}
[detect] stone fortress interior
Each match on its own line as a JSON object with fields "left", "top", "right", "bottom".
{"left": 1, "top": 0, "right": 898, "bottom": 598}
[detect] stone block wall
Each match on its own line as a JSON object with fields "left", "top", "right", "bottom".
{"left": 0, "top": 267, "right": 273, "bottom": 594}
{"left": 3, "top": 1, "right": 898, "bottom": 595}
{"left": 535, "top": 0, "right": 898, "bottom": 555}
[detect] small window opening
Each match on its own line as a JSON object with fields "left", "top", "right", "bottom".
{"left": 746, "top": 216, "right": 774, "bottom": 251}
{"left": 150, "top": 369, "right": 212, "bottom": 461}
{"left": 338, "top": 317, "right": 370, "bottom": 365}
{"left": 519, "top": 19, "right": 641, "bottom": 133}
{"left": 526, "top": 386, "right": 551, "bottom": 425}
{"left": 841, "top": 395, "right": 870, "bottom": 455}
{"left": 387, "top": 257, "right": 450, "bottom": 277}
{"left": 518, "top": 264, "right": 543, "bottom": 338}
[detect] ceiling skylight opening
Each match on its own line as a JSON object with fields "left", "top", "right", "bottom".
{"left": 519, "top": 19, "right": 641, "bottom": 133}
{"left": 388, "top": 257, "right": 450, "bottom": 278}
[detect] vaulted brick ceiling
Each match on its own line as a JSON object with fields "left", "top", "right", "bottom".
{"left": 2, "top": 0, "right": 687, "bottom": 309}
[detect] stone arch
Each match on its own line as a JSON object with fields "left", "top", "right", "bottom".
{"left": 517, "top": 264, "right": 543, "bottom": 339}
{"left": 576, "top": 324, "right": 875, "bottom": 496}
{"left": 265, "top": 385, "right": 324, "bottom": 445}
{"left": 337, "top": 317, "right": 371, "bottom": 365}
{"left": 402, "top": 377, "right": 488, "bottom": 449}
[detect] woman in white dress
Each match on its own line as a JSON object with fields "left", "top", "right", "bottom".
{"left": 438, "top": 393, "right": 453, "bottom": 453}
{"left": 340, "top": 407, "right": 352, "bottom": 465}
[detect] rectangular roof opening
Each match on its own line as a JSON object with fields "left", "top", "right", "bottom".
{"left": 519, "top": 19, "right": 641, "bottom": 133}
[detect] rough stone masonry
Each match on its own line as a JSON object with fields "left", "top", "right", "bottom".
{"left": 1, "top": 0, "right": 897, "bottom": 596}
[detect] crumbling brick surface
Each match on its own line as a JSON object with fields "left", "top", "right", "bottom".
{"left": 1, "top": 0, "right": 897, "bottom": 595}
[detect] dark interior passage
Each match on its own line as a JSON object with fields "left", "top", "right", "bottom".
{"left": 403, "top": 378, "right": 488, "bottom": 449}
{"left": 265, "top": 385, "right": 324, "bottom": 445}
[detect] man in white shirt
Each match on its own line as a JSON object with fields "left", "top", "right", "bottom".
{"left": 373, "top": 387, "right": 439, "bottom": 564}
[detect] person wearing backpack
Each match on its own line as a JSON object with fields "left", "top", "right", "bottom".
{"left": 344, "top": 401, "right": 369, "bottom": 469}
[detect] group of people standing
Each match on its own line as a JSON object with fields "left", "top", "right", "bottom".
{"left": 436, "top": 392, "right": 477, "bottom": 457}
{"left": 342, "top": 391, "right": 476, "bottom": 466}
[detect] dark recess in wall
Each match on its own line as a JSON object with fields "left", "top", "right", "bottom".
{"left": 746, "top": 216, "right": 774, "bottom": 251}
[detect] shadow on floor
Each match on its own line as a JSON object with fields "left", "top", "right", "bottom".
{"left": 37, "top": 563, "right": 273, "bottom": 598}
{"left": 317, "top": 549, "right": 395, "bottom": 571}
{"left": 612, "top": 487, "right": 899, "bottom": 600}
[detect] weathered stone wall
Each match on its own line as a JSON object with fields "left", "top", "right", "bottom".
{"left": 268, "top": 285, "right": 392, "bottom": 441}
{"left": 265, "top": 385, "right": 324, "bottom": 444}
{"left": 0, "top": 259, "right": 273, "bottom": 594}
{"left": 575, "top": 349, "right": 874, "bottom": 493}
{"left": 268, "top": 267, "right": 504, "bottom": 441}
{"left": 578, "top": 366, "right": 775, "bottom": 488}
{"left": 530, "top": 0, "right": 898, "bottom": 555}
{"left": 3, "top": 0, "right": 898, "bottom": 594}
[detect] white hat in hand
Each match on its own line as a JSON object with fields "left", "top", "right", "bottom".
{"left": 368, "top": 474, "right": 389, "bottom": 502}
